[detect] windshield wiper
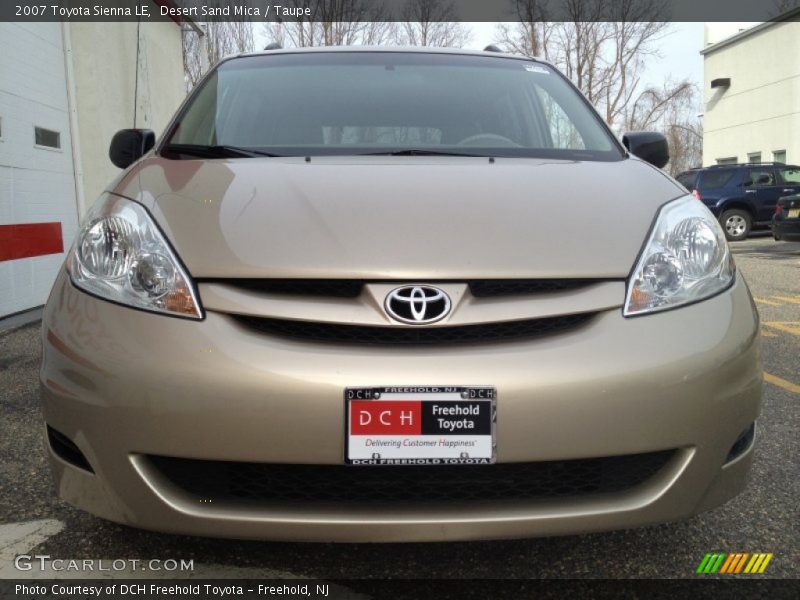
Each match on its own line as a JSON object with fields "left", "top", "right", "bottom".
{"left": 358, "top": 149, "right": 488, "bottom": 157}
{"left": 161, "top": 143, "right": 282, "bottom": 159}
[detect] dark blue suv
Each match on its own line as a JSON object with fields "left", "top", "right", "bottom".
{"left": 676, "top": 163, "right": 800, "bottom": 241}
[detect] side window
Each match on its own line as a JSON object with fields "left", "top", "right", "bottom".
{"left": 699, "top": 170, "right": 735, "bottom": 189}
{"left": 778, "top": 167, "right": 800, "bottom": 185}
{"left": 676, "top": 173, "right": 697, "bottom": 189}
{"left": 743, "top": 169, "right": 776, "bottom": 187}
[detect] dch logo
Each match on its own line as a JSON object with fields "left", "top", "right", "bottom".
{"left": 359, "top": 409, "right": 414, "bottom": 427}
{"left": 350, "top": 400, "right": 422, "bottom": 435}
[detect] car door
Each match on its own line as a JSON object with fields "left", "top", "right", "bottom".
{"left": 696, "top": 168, "right": 737, "bottom": 216}
{"left": 742, "top": 167, "right": 781, "bottom": 222}
{"left": 777, "top": 166, "right": 800, "bottom": 198}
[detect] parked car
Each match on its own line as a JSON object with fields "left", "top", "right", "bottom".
{"left": 40, "top": 47, "right": 761, "bottom": 542}
{"left": 773, "top": 193, "right": 800, "bottom": 241}
{"left": 676, "top": 163, "right": 800, "bottom": 241}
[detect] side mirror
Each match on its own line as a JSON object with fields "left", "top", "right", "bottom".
{"left": 622, "top": 131, "right": 669, "bottom": 169}
{"left": 109, "top": 129, "right": 155, "bottom": 169}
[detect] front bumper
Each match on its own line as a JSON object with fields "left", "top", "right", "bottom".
{"left": 41, "top": 271, "right": 761, "bottom": 542}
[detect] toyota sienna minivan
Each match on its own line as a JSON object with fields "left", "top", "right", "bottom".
{"left": 40, "top": 47, "right": 761, "bottom": 542}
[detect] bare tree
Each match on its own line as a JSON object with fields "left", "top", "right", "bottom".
{"left": 621, "top": 78, "right": 702, "bottom": 174}
{"left": 495, "top": 0, "right": 690, "bottom": 133}
{"left": 772, "top": 0, "right": 800, "bottom": 15}
{"left": 396, "top": 0, "right": 472, "bottom": 47}
{"left": 624, "top": 80, "right": 693, "bottom": 132}
{"left": 665, "top": 122, "right": 702, "bottom": 176}
{"left": 183, "top": 22, "right": 254, "bottom": 88}
{"left": 182, "top": 29, "right": 205, "bottom": 89}
{"left": 662, "top": 90, "right": 703, "bottom": 175}
{"left": 263, "top": 0, "right": 396, "bottom": 48}
{"left": 494, "top": 0, "right": 554, "bottom": 59}
{"left": 264, "top": 0, "right": 473, "bottom": 49}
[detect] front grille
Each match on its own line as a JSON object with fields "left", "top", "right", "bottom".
{"left": 468, "top": 279, "right": 597, "bottom": 297}
{"left": 200, "top": 279, "right": 364, "bottom": 298}
{"left": 232, "top": 313, "right": 594, "bottom": 345}
{"left": 148, "top": 451, "right": 674, "bottom": 506}
{"left": 200, "top": 279, "right": 601, "bottom": 299}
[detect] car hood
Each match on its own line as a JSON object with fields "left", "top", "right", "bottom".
{"left": 111, "top": 156, "right": 683, "bottom": 279}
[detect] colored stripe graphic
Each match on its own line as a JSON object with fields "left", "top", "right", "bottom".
{"left": 697, "top": 553, "right": 726, "bottom": 574}
{"left": 721, "top": 553, "right": 740, "bottom": 574}
{"left": 745, "top": 555, "right": 762, "bottom": 573}
{"left": 698, "top": 553, "right": 773, "bottom": 574}
{"left": 758, "top": 554, "right": 773, "bottom": 573}
{"left": 728, "top": 553, "right": 749, "bottom": 573}
{"left": 719, "top": 553, "right": 735, "bottom": 573}
{"left": 0, "top": 222, "right": 63, "bottom": 261}
{"left": 696, "top": 553, "right": 713, "bottom": 573}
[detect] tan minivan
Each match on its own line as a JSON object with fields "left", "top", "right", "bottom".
{"left": 40, "top": 47, "right": 761, "bottom": 542}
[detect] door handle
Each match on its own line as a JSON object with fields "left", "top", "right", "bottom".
{"left": 745, "top": 190, "right": 756, "bottom": 193}
{"left": 783, "top": 188, "right": 796, "bottom": 193}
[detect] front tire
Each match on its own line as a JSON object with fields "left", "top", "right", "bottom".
{"left": 720, "top": 209, "right": 751, "bottom": 241}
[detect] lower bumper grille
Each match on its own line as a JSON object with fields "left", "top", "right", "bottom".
{"left": 148, "top": 451, "right": 674, "bottom": 506}
{"left": 231, "top": 313, "right": 595, "bottom": 345}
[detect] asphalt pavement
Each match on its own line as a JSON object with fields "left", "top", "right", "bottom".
{"left": 1, "top": 236, "right": 798, "bottom": 584}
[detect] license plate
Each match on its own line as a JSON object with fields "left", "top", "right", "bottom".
{"left": 345, "top": 386, "right": 496, "bottom": 465}
{"left": 788, "top": 208, "right": 800, "bottom": 218}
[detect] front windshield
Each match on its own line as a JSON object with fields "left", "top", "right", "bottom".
{"left": 164, "top": 51, "right": 623, "bottom": 160}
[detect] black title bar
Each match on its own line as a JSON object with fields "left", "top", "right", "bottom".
{"left": 3, "top": 0, "right": 800, "bottom": 23}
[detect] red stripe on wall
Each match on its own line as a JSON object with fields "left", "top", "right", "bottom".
{"left": 0, "top": 222, "right": 64, "bottom": 262}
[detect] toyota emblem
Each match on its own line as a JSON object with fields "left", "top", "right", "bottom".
{"left": 384, "top": 285, "right": 452, "bottom": 325}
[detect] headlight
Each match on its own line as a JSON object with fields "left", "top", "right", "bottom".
{"left": 624, "top": 195, "right": 735, "bottom": 316}
{"left": 68, "top": 193, "right": 203, "bottom": 319}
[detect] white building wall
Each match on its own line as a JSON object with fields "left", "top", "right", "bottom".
{"left": 68, "top": 20, "right": 186, "bottom": 213}
{"left": 0, "top": 22, "right": 79, "bottom": 317}
{"left": 703, "top": 21, "right": 800, "bottom": 166}
{"left": 0, "top": 19, "right": 187, "bottom": 318}
{"left": 704, "top": 23, "right": 760, "bottom": 47}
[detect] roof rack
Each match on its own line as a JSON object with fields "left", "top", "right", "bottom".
{"left": 707, "top": 162, "right": 789, "bottom": 168}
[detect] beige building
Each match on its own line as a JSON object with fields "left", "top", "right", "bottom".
{"left": 701, "top": 13, "right": 800, "bottom": 167}
{"left": 66, "top": 22, "right": 191, "bottom": 215}
{"left": 1, "top": 16, "right": 201, "bottom": 317}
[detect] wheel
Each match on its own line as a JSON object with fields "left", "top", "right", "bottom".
{"left": 720, "top": 209, "right": 751, "bottom": 241}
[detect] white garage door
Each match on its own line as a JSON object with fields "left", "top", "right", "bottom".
{"left": 0, "top": 22, "right": 79, "bottom": 318}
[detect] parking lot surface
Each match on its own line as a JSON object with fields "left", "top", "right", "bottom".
{"left": 1, "top": 236, "right": 798, "bottom": 582}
